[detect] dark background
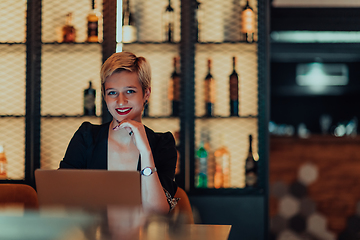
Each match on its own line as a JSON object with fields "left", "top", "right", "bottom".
{"left": 270, "top": 3, "right": 360, "bottom": 134}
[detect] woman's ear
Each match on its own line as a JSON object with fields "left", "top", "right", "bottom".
{"left": 144, "top": 87, "right": 151, "bottom": 102}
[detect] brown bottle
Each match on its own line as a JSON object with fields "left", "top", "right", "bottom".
{"left": 62, "top": 13, "right": 76, "bottom": 43}
{"left": 245, "top": 135, "right": 258, "bottom": 187}
{"left": 86, "top": 1, "right": 99, "bottom": 43}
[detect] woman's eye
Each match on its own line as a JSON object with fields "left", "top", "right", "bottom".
{"left": 127, "top": 90, "right": 135, "bottom": 94}
{"left": 107, "top": 91, "right": 117, "bottom": 96}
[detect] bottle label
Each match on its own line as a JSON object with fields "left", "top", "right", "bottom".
{"left": 88, "top": 21, "right": 98, "bottom": 38}
{"left": 205, "top": 78, "right": 215, "bottom": 103}
{"left": 84, "top": 94, "right": 95, "bottom": 111}
{"left": 246, "top": 159, "right": 254, "bottom": 170}
{"left": 246, "top": 172, "right": 257, "bottom": 186}
{"left": 241, "top": 9, "right": 254, "bottom": 33}
{"left": 229, "top": 76, "right": 239, "bottom": 100}
{"left": 0, "top": 161, "right": 7, "bottom": 179}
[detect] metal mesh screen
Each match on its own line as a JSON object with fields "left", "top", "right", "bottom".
{"left": 41, "top": 117, "right": 101, "bottom": 169}
{"left": 133, "top": 0, "right": 181, "bottom": 42}
{"left": 40, "top": 0, "right": 103, "bottom": 169}
{"left": 0, "top": 0, "right": 27, "bottom": 180}
{"left": 194, "top": 0, "right": 259, "bottom": 188}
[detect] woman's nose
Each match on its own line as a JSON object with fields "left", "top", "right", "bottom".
{"left": 117, "top": 93, "right": 128, "bottom": 105}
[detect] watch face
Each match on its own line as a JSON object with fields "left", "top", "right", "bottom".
{"left": 143, "top": 167, "right": 152, "bottom": 176}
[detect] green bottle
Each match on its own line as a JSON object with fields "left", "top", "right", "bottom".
{"left": 196, "top": 141, "right": 208, "bottom": 188}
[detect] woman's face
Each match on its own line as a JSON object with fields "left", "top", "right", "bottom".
{"left": 104, "top": 71, "right": 150, "bottom": 123}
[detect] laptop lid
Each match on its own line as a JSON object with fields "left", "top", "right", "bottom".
{"left": 35, "top": 169, "right": 141, "bottom": 209}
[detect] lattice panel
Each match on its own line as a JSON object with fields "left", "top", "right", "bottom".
{"left": 0, "top": 45, "right": 26, "bottom": 115}
{"left": 0, "top": 0, "right": 26, "bottom": 43}
{"left": 41, "top": 117, "right": 101, "bottom": 169}
{"left": 0, "top": 118, "right": 25, "bottom": 179}
{"left": 41, "top": 44, "right": 102, "bottom": 116}
{"left": 142, "top": 118, "right": 180, "bottom": 136}
{"left": 195, "top": 118, "right": 258, "bottom": 188}
{"left": 122, "top": 43, "right": 180, "bottom": 117}
{"left": 198, "top": 0, "right": 258, "bottom": 42}
{"left": 132, "top": 0, "right": 181, "bottom": 42}
{"left": 42, "top": 0, "right": 103, "bottom": 43}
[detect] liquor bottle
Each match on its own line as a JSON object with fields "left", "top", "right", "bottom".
{"left": 62, "top": 13, "right": 76, "bottom": 43}
{"left": 214, "top": 135, "right": 231, "bottom": 188}
{"left": 204, "top": 59, "right": 215, "bottom": 117}
{"left": 122, "top": 0, "right": 137, "bottom": 43}
{"left": 194, "top": 0, "right": 201, "bottom": 42}
{"left": 195, "top": 133, "right": 208, "bottom": 188}
{"left": 163, "top": 0, "right": 175, "bottom": 42}
{"left": 229, "top": 56, "right": 239, "bottom": 116}
{"left": 0, "top": 145, "right": 7, "bottom": 179}
{"left": 86, "top": 0, "right": 99, "bottom": 43}
{"left": 168, "top": 57, "right": 180, "bottom": 117}
{"left": 241, "top": 0, "right": 254, "bottom": 43}
{"left": 245, "top": 135, "right": 258, "bottom": 187}
{"left": 84, "top": 81, "right": 96, "bottom": 116}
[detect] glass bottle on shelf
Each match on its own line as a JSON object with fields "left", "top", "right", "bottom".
{"left": 194, "top": 0, "right": 201, "bottom": 42}
{"left": 84, "top": 81, "right": 96, "bottom": 116}
{"left": 204, "top": 59, "right": 215, "bottom": 117}
{"left": 86, "top": 0, "right": 99, "bottom": 43}
{"left": 229, "top": 56, "right": 239, "bottom": 116}
{"left": 241, "top": 0, "right": 255, "bottom": 43}
{"left": 62, "top": 12, "right": 76, "bottom": 43}
{"left": 122, "top": 0, "right": 137, "bottom": 43}
{"left": 195, "top": 132, "right": 208, "bottom": 188}
{"left": 0, "top": 145, "right": 7, "bottom": 179}
{"left": 163, "top": 0, "right": 175, "bottom": 43}
{"left": 245, "top": 135, "right": 258, "bottom": 187}
{"left": 168, "top": 57, "right": 180, "bottom": 117}
{"left": 214, "top": 134, "right": 230, "bottom": 188}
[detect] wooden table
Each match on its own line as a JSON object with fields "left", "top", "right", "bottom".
{"left": 0, "top": 210, "right": 232, "bottom": 240}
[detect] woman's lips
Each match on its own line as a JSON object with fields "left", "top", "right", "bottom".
{"left": 115, "top": 107, "right": 132, "bottom": 115}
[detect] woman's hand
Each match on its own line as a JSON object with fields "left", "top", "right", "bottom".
{"left": 113, "top": 120, "right": 151, "bottom": 155}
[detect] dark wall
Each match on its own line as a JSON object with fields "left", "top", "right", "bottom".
{"left": 270, "top": 62, "right": 360, "bottom": 133}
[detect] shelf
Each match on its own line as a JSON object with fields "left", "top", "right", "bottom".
{"left": 0, "top": 42, "right": 25, "bottom": 45}
{"left": 188, "top": 186, "right": 265, "bottom": 196}
{"left": 123, "top": 41, "right": 180, "bottom": 45}
{"left": 41, "top": 115, "right": 101, "bottom": 118}
{"left": 42, "top": 42, "right": 102, "bottom": 45}
{"left": 196, "top": 115, "right": 258, "bottom": 119}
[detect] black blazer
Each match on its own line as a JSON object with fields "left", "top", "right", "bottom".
{"left": 59, "top": 121, "right": 178, "bottom": 198}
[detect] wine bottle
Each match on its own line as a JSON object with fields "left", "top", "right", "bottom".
{"left": 229, "top": 56, "right": 239, "bottom": 116}
{"left": 204, "top": 59, "right": 215, "bottom": 117}
{"left": 194, "top": 0, "right": 201, "bottom": 42}
{"left": 163, "top": 0, "right": 175, "bottom": 42}
{"left": 86, "top": 0, "right": 99, "bottom": 43}
{"left": 241, "top": 0, "right": 254, "bottom": 43}
{"left": 168, "top": 57, "right": 181, "bottom": 116}
{"left": 122, "top": 0, "right": 137, "bottom": 43}
{"left": 0, "top": 145, "right": 7, "bottom": 179}
{"left": 62, "top": 13, "right": 76, "bottom": 43}
{"left": 214, "top": 135, "right": 230, "bottom": 188}
{"left": 195, "top": 133, "right": 208, "bottom": 188}
{"left": 245, "top": 135, "right": 258, "bottom": 187}
{"left": 84, "top": 81, "right": 96, "bottom": 116}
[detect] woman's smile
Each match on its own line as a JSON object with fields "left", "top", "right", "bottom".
{"left": 116, "top": 107, "right": 132, "bottom": 115}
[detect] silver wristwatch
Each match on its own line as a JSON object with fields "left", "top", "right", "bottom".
{"left": 140, "top": 167, "right": 157, "bottom": 176}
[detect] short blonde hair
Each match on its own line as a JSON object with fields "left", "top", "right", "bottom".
{"left": 100, "top": 51, "right": 151, "bottom": 96}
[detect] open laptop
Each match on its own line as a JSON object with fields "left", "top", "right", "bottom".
{"left": 35, "top": 169, "right": 141, "bottom": 209}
